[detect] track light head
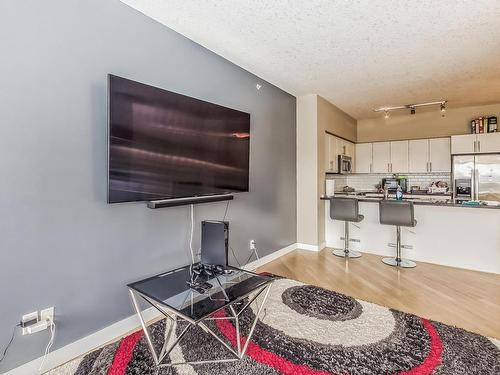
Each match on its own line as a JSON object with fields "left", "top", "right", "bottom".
{"left": 440, "top": 102, "right": 446, "bottom": 112}
{"left": 384, "top": 110, "right": 389, "bottom": 119}
{"left": 410, "top": 106, "right": 416, "bottom": 115}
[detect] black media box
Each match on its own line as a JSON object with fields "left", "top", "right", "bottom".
{"left": 201, "top": 220, "right": 229, "bottom": 266}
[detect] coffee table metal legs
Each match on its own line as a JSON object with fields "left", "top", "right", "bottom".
{"left": 129, "top": 283, "right": 272, "bottom": 367}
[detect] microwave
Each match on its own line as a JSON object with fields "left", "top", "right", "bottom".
{"left": 338, "top": 155, "right": 352, "bottom": 174}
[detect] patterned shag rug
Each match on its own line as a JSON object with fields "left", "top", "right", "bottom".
{"left": 49, "top": 279, "right": 500, "bottom": 375}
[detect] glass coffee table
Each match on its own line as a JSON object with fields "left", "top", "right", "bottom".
{"left": 127, "top": 265, "right": 275, "bottom": 367}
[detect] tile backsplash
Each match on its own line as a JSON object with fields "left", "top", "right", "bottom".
{"left": 326, "top": 173, "right": 451, "bottom": 192}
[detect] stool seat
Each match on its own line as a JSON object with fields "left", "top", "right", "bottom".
{"left": 330, "top": 197, "right": 363, "bottom": 259}
{"left": 330, "top": 197, "right": 363, "bottom": 222}
{"left": 379, "top": 200, "right": 417, "bottom": 227}
{"left": 379, "top": 200, "right": 417, "bottom": 268}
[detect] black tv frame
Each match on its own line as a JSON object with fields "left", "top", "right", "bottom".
{"left": 106, "top": 74, "right": 250, "bottom": 207}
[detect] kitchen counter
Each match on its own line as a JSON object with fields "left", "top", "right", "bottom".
{"left": 320, "top": 194, "right": 500, "bottom": 209}
{"left": 323, "top": 197, "right": 500, "bottom": 274}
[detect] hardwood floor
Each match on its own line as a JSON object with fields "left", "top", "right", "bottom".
{"left": 257, "top": 248, "right": 500, "bottom": 339}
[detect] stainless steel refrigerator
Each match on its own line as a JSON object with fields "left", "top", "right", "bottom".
{"left": 452, "top": 154, "right": 500, "bottom": 203}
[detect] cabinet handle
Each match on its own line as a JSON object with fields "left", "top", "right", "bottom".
{"left": 330, "top": 161, "right": 333, "bottom": 170}
{"left": 474, "top": 140, "right": 477, "bottom": 153}
{"left": 370, "top": 163, "right": 372, "bottom": 173}
{"left": 478, "top": 141, "right": 481, "bottom": 153}
{"left": 429, "top": 162, "right": 432, "bottom": 172}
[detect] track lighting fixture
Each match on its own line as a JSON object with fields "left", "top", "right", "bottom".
{"left": 373, "top": 100, "right": 447, "bottom": 118}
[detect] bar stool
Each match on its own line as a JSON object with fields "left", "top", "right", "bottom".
{"left": 330, "top": 197, "right": 363, "bottom": 258}
{"left": 379, "top": 200, "right": 417, "bottom": 268}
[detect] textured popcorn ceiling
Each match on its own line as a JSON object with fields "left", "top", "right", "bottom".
{"left": 120, "top": 0, "right": 500, "bottom": 119}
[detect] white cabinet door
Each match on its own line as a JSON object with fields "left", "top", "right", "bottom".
{"left": 355, "top": 143, "right": 373, "bottom": 173}
{"left": 325, "top": 134, "right": 332, "bottom": 171}
{"left": 345, "top": 140, "right": 355, "bottom": 158}
{"left": 477, "top": 132, "right": 500, "bottom": 153}
{"left": 328, "top": 134, "right": 338, "bottom": 172}
{"left": 408, "top": 139, "right": 429, "bottom": 173}
{"left": 451, "top": 134, "right": 476, "bottom": 154}
{"left": 345, "top": 140, "right": 355, "bottom": 171}
{"left": 390, "top": 141, "right": 409, "bottom": 173}
{"left": 429, "top": 137, "right": 451, "bottom": 172}
{"left": 372, "top": 142, "right": 391, "bottom": 173}
{"left": 336, "top": 138, "right": 347, "bottom": 156}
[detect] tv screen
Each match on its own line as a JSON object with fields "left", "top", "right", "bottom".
{"left": 107, "top": 75, "right": 250, "bottom": 204}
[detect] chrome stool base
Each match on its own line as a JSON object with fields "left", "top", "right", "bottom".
{"left": 333, "top": 249, "right": 362, "bottom": 258}
{"left": 382, "top": 257, "right": 416, "bottom": 268}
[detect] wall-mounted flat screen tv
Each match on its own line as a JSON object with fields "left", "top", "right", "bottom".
{"left": 107, "top": 75, "right": 250, "bottom": 204}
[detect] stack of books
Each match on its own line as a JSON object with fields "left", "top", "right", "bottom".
{"left": 470, "top": 116, "right": 497, "bottom": 133}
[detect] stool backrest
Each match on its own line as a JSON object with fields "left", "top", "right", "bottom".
{"left": 330, "top": 197, "right": 359, "bottom": 222}
{"left": 379, "top": 200, "right": 416, "bottom": 227}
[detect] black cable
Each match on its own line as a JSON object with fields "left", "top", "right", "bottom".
{"left": 0, "top": 324, "right": 20, "bottom": 363}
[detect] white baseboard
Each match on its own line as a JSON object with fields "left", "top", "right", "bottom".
{"left": 296, "top": 242, "right": 323, "bottom": 251}
{"left": 243, "top": 243, "right": 297, "bottom": 270}
{"left": 6, "top": 243, "right": 299, "bottom": 375}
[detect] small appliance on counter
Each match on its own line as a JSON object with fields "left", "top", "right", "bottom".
{"left": 337, "top": 155, "right": 352, "bottom": 174}
{"left": 382, "top": 177, "right": 408, "bottom": 193}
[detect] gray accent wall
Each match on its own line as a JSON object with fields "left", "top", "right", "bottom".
{"left": 0, "top": 0, "right": 296, "bottom": 372}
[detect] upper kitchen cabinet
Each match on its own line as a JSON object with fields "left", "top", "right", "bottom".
{"left": 325, "top": 132, "right": 355, "bottom": 173}
{"left": 429, "top": 137, "right": 451, "bottom": 172}
{"left": 451, "top": 134, "right": 477, "bottom": 154}
{"left": 325, "top": 133, "right": 338, "bottom": 172}
{"left": 409, "top": 138, "right": 451, "bottom": 173}
{"left": 409, "top": 139, "right": 429, "bottom": 172}
{"left": 390, "top": 140, "right": 409, "bottom": 173}
{"left": 372, "top": 142, "right": 391, "bottom": 173}
{"left": 451, "top": 133, "right": 500, "bottom": 154}
{"left": 476, "top": 132, "right": 500, "bottom": 153}
{"left": 355, "top": 143, "right": 373, "bottom": 173}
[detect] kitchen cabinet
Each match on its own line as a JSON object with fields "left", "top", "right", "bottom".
{"left": 451, "top": 133, "right": 500, "bottom": 154}
{"left": 325, "top": 132, "right": 355, "bottom": 173}
{"left": 355, "top": 143, "right": 373, "bottom": 173}
{"left": 451, "top": 134, "right": 477, "bottom": 154}
{"left": 409, "top": 139, "right": 429, "bottom": 173}
{"left": 429, "top": 137, "right": 451, "bottom": 172}
{"left": 476, "top": 132, "right": 500, "bottom": 153}
{"left": 325, "top": 133, "right": 338, "bottom": 172}
{"left": 409, "top": 138, "right": 451, "bottom": 173}
{"left": 372, "top": 142, "right": 391, "bottom": 173}
{"left": 390, "top": 141, "right": 409, "bottom": 173}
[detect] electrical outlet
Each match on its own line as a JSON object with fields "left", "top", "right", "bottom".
{"left": 21, "top": 311, "right": 38, "bottom": 325}
{"left": 21, "top": 307, "right": 55, "bottom": 335}
{"left": 250, "top": 240, "right": 256, "bottom": 250}
{"left": 40, "top": 306, "right": 54, "bottom": 323}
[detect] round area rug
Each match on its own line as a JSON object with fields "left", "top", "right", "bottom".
{"left": 49, "top": 278, "right": 500, "bottom": 375}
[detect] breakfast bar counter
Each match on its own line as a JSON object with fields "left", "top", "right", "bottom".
{"left": 323, "top": 196, "right": 500, "bottom": 274}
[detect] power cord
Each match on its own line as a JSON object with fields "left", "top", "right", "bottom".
{"left": 38, "top": 318, "right": 56, "bottom": 371}
{"left": 223, "top": 200, "right": 230, "bottom": 221}
{"left": 0, "top": 323, "right": 20, "bottom": 364}
{"left": 188, "top": 204, "right": 195, "bottom": 264}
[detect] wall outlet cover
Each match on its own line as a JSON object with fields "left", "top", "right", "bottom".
{"left": 40, "top": 306, "right": 55, "bottom": 322}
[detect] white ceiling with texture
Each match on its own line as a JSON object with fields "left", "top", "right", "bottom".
{"left": 120, "top": 0, "right": 500, "bottom": 119}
